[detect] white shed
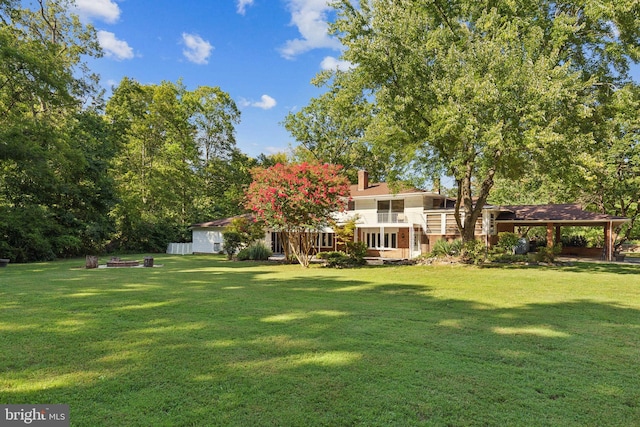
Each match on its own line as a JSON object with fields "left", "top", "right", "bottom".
{"left": 190, "top": 217, "right": 233, "bottom": 253}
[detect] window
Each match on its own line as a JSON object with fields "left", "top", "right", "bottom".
{"left": 377, "top": 200, "right": 404, "bottom": 213}
{"left": 315, "top": 232, "right": 334, "bottom": 248}
{"left": 377, "top": 200, "right": 405, "bottom": 223}
{"left": 271, "top": 232, "right": 284, "bottom": 254}
{"left": 365, "top": 232, "right": 398, "bottom": 249}
{"left": 377, "top": 200, "right": 390, "bottom": 212}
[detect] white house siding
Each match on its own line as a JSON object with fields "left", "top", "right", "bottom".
{"left": 353, "top": 199, "right": 377, "bottom": 225}
{"left": 192, "top": 227, "right": 224, "bottom": 253}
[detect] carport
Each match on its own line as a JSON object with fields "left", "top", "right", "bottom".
{"left": 490, "top": 204, "right": 629, "bottom": 261}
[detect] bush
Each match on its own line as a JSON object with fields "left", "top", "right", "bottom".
{"left": 496, "top": 232, "right": 520, "bottom": 254}
{"left": 345, "top": 241, "right": 368, "bottom": 259}
{"left": 236, "top": 247, "right": 251, "bottom": 261}
{"left": 237, "top": 243, "right": 273, "bottom": 261}
{"left": 222, "top": 231, "right": 243, "bottom": 260}
{"left": 462, "top": 239, "right": 486, "bottom": 264}
{"left": 318, "top": 251, "right": 365, "bottom": 268}
{"left": 0, "top": 206, "right": 56, "bottom": 262}
{"left": 536, "top": 244, "right": 562, "bottom": 263}
{"left": 529, "top": 237, "right": 547, "bottom": 250}
{"left": 561, "top": 235, "right": 588, "bottom": 247}
{"left": 491, "top": 253, "right": 530, "bottom": 263}
{"left": 248, "top": 243, "right": 272, "bottom": 260}
{"left": 431, "top": 239, "right": 462, "bottom": 257}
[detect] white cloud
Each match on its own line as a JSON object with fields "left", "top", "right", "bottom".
{"left": 279, "top": 0, "right": 342, "bottom": 59}
{"left": 240, "top": 95, "right": 277, "bottom": 110}
{"left": 75, "top": 0, "right": 121, "bottom": 23}
{"left": 254, "top": 95, "right": 277, "bottom": 109}
{"left": 320, "top": 56, "right": 353, "bottom": 71}
{"left": 236, "top": 0, "right": 255, "bottom": 15}
{"left": 97, "top": 31, "right": 134, "bottom": 60}
{"left": 181, "top": 33, "right": 213, "bottom": 65}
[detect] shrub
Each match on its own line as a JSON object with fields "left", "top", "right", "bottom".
{"left": 222, "top": 231, "right": 243, "bottom": 260}
{"left": 345, "top": 241, "right": 368, "bottom": 259}
{"left": 52, "top": 235, "right": 82, "bottom": 258}
{"left": 536, "top": 244, "right": 562, "bottom": 263}
{"left": 237, "top": 247, "right": 251, "bottom": 261}
{"left": 462, "top": 239, "right": 486, "bottom": 264}
{"left": 318, "top": 250, "right": 365, "bottom": 268}
{"left": 431, "top": 239, "right": 462, "bottom": 257}
{"left": 496, "top": 232, "right": 520, "bottom": 254}
{"left": 247, "top": 242, "right": 272, "bottom": 260}
{"left": 529, "top": 237, "right": 547, "bottom": 250}
{"left": 491, "top": 253, "right": 530, "bottom": 263}
{"left": 236, "top": 242, "right": 272, "bottom": 261}
{"left": 561, "top": 235, "right": 588, "bottom": 247}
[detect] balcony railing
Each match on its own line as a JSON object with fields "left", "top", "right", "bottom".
{"left": 377, "top": 212, "right": 408, "bottom": 223}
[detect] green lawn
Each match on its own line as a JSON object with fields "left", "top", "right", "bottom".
{"left": 1, "top": 255, "right": 639, "bottom": 426}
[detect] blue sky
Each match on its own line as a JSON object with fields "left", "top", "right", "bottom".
{"left": 74, "top": 1, "right": 640, "bottom": 160}
{"left": 74, "top": 0, "right": 350, "bottom": 158}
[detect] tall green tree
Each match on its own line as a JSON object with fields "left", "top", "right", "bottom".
{"left": 558, "top": 0, "right": 640, "bottom": 241}
{"left": 195, "top": 149, "right": 257, "bottom": 220}
{"left": 188, "top": 86, "right": 240, "bottom": 162}
{"left": 186, "top": 85, "right": 245, "bottom": 220}
{"left": 106, "top": 78, "right": 245, "bottom": 250}
{"left": 106, "top": 79, "right": 198, "bottom": 250}
{"left": 0, "top": 0, "right": 107, "bottom": 261}
{"left": 283, "top": 85, "right": 385, "bottom": 183}
{"left": 575, "top": 84, "right": 640, "bottom": 244}
{"left": 322, "top": 0, "right": 639, "bottom": 243}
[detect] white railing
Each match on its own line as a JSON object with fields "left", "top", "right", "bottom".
{"left": 166, "top": 242, "right": 193, "bottom": 255}
{"left": 377, "top": 212, "right": 408, "bottom": 223}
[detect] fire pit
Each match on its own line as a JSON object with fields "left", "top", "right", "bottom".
{"left": 106, "top": 257, "right": 140, "bottom": 268}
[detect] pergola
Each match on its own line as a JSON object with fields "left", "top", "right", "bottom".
{"left": 492, "top": 204, "right": 629, "bottom": 261}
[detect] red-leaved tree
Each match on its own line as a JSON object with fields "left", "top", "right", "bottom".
{"left": 245, "top": 162, "right": 350, "bottom": 267}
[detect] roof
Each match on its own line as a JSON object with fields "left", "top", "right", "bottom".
{"left": 494, "top": 204, "right": 628, "bottom": 224}
{"left": 349, "top": 182, "right": 430, "bottom": 198}
{"left": 190, "top": 213, "right": 254, "bottom": 229}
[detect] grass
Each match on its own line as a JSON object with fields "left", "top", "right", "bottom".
{"left": 1, "top": 255, "right": 639, "bottom": 426}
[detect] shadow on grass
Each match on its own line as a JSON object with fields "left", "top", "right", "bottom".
{"left": 481, "top": 260, "right": 640, "bottom": 275}
{"left": 1, "top": 257, "right": 639, "bottom": 426}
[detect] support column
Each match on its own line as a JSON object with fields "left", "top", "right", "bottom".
{"left": 546, "top": 223, "right": 554, "bottom": 247}
{"left": 604, "top": 222, "right": 612, "bottom": 261}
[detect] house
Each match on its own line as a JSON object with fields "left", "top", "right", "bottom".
{"left": 192, "top": 171, "right": 495, "bottom": 258}
{"left": 190, "top": 214, "right": 253, "bottom": 254}
{"left": 334, "top": 170, "right": 489, "bottom": 259}
{"left": 191, "top": 171, "right": 628, "bottom": 261}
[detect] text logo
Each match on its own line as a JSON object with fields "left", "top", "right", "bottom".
{"left": 1, "top": 405, "right": 69, "bottom": 427}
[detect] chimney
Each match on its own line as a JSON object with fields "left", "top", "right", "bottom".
{"left": 358, "top": 170, "right": 369, "bottom": 191}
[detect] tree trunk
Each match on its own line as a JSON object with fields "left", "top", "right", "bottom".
{"left": 454, "top": 159, "right": 497, "bottom": 245}
{"left": 85, "top": 255, "right": 98, "bottom": 269}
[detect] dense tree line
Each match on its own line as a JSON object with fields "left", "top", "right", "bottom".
{"left": 3, "top": 1, "right": 639, "bottom": 261}
{"left": 0, "top": 1, "right": 255, "bottom": 261}
{"left": 104, "top": 78, "right": 254, "bottom": 252}
{"left": 288, "top": 0, "right": 640, "bottom": 243}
